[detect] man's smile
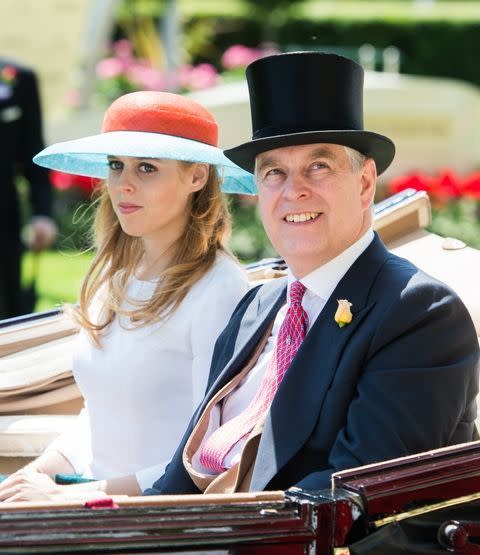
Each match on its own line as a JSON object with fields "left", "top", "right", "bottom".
{"left": 284, "top": 212, "right": 320, "bottom": 223}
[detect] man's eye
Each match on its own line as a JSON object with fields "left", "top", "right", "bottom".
{"left": 108, "top": 160, "right": 122, "bottom": 171}
{"left": 265, "top": 168, "right": 283, "bottom": 177}
{"left": 311, "top": 161, "right": 328, "bottom": 170}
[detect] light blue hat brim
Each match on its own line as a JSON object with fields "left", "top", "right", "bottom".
{"left": 33, "top": 131, "right": 257, "bottom": 195}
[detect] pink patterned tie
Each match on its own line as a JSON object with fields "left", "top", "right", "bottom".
{"left": 200, "top": 280, "right": 309, "bottom": 473}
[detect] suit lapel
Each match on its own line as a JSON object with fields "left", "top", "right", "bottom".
{"left": 195, "top": 277, "right": 288, "bottom": 418}
{"left": 251, "top": 235, "right": 390, "bottom": 490}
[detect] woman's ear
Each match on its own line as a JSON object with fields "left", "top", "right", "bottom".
{"left": 190, "top": 163, "right": 210, "bottom": 192}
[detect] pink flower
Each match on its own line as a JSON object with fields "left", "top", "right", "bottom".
{"left": 65, "top": 88, "right": 82, "bottom": 108}
{"left": 127, "top": 64, "right": 165, "bottom": 91}
{"left": 221, "top": 45, "right": 263, "bottom": 70}
{"left": 96, "top": 57, "right": 124, "bottom": 79}
{"left": 112, "top": 39, "right": 133, "bottom": 59}
{"left": 177, "top": 64, "right": 194, "bottom": 89}
{"left": 187, "top": 63, "right": 219, "bottom": 90}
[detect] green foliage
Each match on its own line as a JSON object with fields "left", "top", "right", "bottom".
{"left": 429, "top": 200, "right": 480, "bottom": 250}
{"left": 117, "top": 0, "right": 165, "bottom": 19}
{"left": 54, "top": 191, "right": 95, "bottom": 252}
{"left": 183, "top": 16, "right": 219, "bottom": 62}
{"left": 95, "top": 74, "right": 140, "bottom": 105}
{"left": 229, "top": 197, "right": 276, "bottom": 262}
{"left": 22, "top": 250, "right": 94, "bottom": 312}
{"left": 183, "top": 9, "right": 480, "bottom": 87}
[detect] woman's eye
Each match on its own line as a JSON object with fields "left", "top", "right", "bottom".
{"left": 139, "top": 163, "right": 157, "bottom": 173}
{"left": 108, "top": 160, "right": 122, "bottom": 171}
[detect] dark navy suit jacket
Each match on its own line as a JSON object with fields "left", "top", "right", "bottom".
{"left": 146, "top": 235, "right": 479, "bottom": 494}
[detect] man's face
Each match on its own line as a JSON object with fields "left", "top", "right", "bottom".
{"left": 255, "top": 143, "right": 377, "bottom": 277}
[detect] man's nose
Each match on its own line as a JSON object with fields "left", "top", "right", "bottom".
{"left": 282, "top": 172, "right": 310, "bottom": 199}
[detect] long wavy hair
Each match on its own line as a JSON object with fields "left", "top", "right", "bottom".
{"left": 71, "top": 162, "right": 233, "bottom": 346}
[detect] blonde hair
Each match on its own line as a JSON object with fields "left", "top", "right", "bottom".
{"left": 71, "top": 162, "right": 232, "bottom": 346}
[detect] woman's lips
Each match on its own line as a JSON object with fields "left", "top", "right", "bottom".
{"left": 118, "top": 202, "right": 142, "bottom": 214}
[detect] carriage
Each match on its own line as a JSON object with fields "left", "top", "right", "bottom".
{"left": 1, "top": 189, "right": 479, "bottom": 553}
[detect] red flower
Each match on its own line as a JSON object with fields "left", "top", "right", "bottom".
{"left": 1, "top": 65, "right": 18, "bottom": 84}
{"left": 388, "top": 169, "right": 465, "bottom": 208}
{"left": 433, "top": 170, "right": 462, "bottom": 200}
{"left": 50, "top": 170, "right": 101, "bottom": 196}
{"left": 460, "top": 172, "right": 480, "bottom": 200}
{"left": 389, "top": 172, "right": 436, "bottom": 195}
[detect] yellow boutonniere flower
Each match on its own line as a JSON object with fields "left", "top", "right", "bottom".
{"left": 334, "top": 299, "right": 353, "bottom": 328}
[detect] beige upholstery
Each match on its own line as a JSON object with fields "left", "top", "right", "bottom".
{"left": 0, "top": 415, "right": 76, "bottom": 458}
{"left": 388, "top": 229, "right": 480, "bottom": 335}
{"left": 0, "top": 315, "right": 82, "bottom": 472}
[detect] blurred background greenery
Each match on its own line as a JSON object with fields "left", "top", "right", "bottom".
{"left": 3, "top": 0, "right": 480, "bottom": 311}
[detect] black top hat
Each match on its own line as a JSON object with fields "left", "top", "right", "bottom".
{"left": 224, "top": 52, "right": 395, "bottom": 175}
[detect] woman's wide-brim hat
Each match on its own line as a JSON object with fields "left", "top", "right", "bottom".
{"left": 34, "top": 91, "right": 256, "bottom": 195}
{"left": 224, "top": 52, "right": 395, "bottom": 175}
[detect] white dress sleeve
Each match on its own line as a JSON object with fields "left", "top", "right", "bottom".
{"left": 189, "top": 258, "right": 249, "bottom": 407}
{"left": 44, "top": 406, "right": 93, "bottom": 475}
{"left": 135, "top": 461, "right": 170, "bottom": 492}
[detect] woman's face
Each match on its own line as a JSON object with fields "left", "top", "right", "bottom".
{"left": 106, "top": 156, "right": 208, "bottom": 245}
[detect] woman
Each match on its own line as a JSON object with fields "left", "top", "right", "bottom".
{"left": 0, "top": 91, "right": 255, "bottom": 502}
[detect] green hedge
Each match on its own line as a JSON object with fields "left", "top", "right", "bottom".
{"left": 185, "top": 15, "right": 480, "bottom": 87}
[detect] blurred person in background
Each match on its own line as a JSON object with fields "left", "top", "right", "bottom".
{"left": 0, "top": 58, "right": 57, "bottom": 319}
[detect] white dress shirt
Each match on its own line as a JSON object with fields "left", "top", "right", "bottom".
{"left": 192, "top": 230, "right": 374, "bottom": 474}
{"left": 47, "top": 252, "right": 249, "bottom": 490}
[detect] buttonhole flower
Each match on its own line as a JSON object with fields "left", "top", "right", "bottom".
{"left": 335, "top": 299, "right": 353, "bottom": 328}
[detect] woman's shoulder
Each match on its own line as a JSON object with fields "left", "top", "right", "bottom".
{"left": 208, "top": 251, "right": 249, "bottom": 285}
{"left": 190, "top": 251, "right": 249, "bottom": 300}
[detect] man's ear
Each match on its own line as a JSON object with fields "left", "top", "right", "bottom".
{"left": 190, "top": 163, "right": 210, "bottom": 192}
{"left": 360, "top": 158, "right": 377, "bottom": 209}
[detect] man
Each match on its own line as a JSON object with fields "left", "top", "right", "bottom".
{"left": 146, "top": 52, "right": 479, "bottom": 494}
{"left": 0, "top": 58, "right": 56, "bottom": 318}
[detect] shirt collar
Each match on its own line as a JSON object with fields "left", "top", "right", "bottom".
{"left": 287, "top": 229, "right": 374, "bottom": 302}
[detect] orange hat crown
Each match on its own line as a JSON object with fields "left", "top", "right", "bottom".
{"left": 102, "top": 91, "right": 219, "bottom": 147}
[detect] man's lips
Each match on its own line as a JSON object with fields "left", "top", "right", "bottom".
{"left": 118, "top": 202, "right": 142, "bottom": 214}
{"left": 284, "top": 212, "right": 320, "bottom": 223}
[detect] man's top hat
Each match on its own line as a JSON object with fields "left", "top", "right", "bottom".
{"left": 224, "top": 51, "right": 395, "bottom": 175}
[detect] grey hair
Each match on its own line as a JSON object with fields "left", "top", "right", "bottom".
{"left": 344, "top": 146, "right": 366, "bottom": 171}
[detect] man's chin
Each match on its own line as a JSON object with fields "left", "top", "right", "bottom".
{"left": 275, "top": 245, "right": 328, "bottom": 273}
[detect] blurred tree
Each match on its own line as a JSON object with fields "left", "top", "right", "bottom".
{"left": 240, "top": 0, "right": 306, "bottom": 42}
{"left": 117, "top": 0, "right": 164, "bottom": 69}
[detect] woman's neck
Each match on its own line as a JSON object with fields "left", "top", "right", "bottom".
{"left": 136, "top": 236, "right": 179, "bottom": 281}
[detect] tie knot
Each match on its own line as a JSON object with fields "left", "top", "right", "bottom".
{"left": 289, "top": 281, "right": 306, "bottom": 306}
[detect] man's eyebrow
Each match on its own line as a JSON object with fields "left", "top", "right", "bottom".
{"left": 255, "top": 156, "right": 279, "bottom": 174}
{"left": 256, "top": 147, "right": 338, "bottom": 173}
{"left": 308, "top": 147, "right": 337, "bottom": 161}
